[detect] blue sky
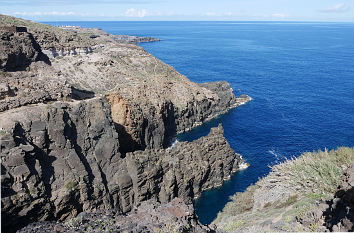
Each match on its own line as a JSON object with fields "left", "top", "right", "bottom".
{"left": 0, "top": 0, "right": 353, "bottom": 21}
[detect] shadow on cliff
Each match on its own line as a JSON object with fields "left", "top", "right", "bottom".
{"left": 162, "top": 101, "right": 177, "bottom": 149}
{"left": 71, "top": 87, "right": 95, "bottom": 100}
{"left": 323, "top": 186, "right": 354, "bottom": 231}
{"left": 114, "top": 101, "right": 178, "bottom": 155}
{"left": 114, "top": 122, "right": 142, "bottom": 156}
{"left": 2, "top": 32, "right": 51, "bottom": 72}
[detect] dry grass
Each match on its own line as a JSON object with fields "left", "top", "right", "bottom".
{"left": 276, "top": 194, "right": 298, "bottom": 208}
{"left": 217, "top": 184, "right": 258, "bottom": 217}
{"left": 273, "top": 147, "right": 354, "bottom": 194}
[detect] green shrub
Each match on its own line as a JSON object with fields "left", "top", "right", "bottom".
{"left": 223, "top": 184, "right": 257, "bottom": 216}
{"left": 277, "top": 195, "right": 298, "bottom": 208}
{"left": 65, "top": 181, "right": 77, "bottom": 191}
{"left": 0, "top": 129, "right": 6, "bottom": 136}
{"left": 223, "top": 220, "right": 245, "bottom": 231}
{"left": 65, "top": 215, "right": 83, "bottom": 228}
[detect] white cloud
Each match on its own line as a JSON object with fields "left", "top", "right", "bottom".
{"left": 13, "top": 11, "right": 75, "bottom": 16}
{"left": 271, "top": 13, "right": 288, "bottom": 18}
{"left": 204, "top": 12, "right": 217, "bottom": 16}
{"left": 203, "top": 12, "right": 234, "bottom": 17}
{"left": 124, "top": 8, "right": 147, "bottom": 17}
{"left": 321, "top": 3, "right": 351, "bottom": 13}
{"left": 2, "top": 0, "right": 154, "bottom": 6}
{"left": 204, "top": 12, "right": 218, "bottom": 16}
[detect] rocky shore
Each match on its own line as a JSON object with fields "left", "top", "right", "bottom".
{"left": 59, "top": 25, "right": 161, "bottom": 44}
{"left": 1, "top": 15, "right": 250, "bottom": 232}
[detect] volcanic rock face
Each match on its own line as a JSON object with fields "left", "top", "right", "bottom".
{"left": 0, "top": 14, "right": 250, "bottom": 233}
{"left": 125, "top": 124, "right": 242, "bottom": 206}
{"left": 1, "top": 98, "right": 121, "bottom": 231}
{"left": 0, "top": 14, "right": 250, "bottom": 150}
{"left": 0, "top": 70, "right": 74, "bottom": 112}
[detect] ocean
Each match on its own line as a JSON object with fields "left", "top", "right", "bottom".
{"left": 48, "top": 21, "right": 354, "bottom": 224}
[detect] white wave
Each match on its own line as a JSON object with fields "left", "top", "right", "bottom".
{"left": 239, "top": 162, "right": 250, "bottom": 170}
{"left": 268, "top": 148, "right": 281, "bottom": 159}
{"left": 169, "top": 139, "right": 179, "bottom": 149}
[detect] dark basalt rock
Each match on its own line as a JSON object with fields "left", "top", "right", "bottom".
{"left": 1, "top": 98, "right": 121, "bottom": 232}
{"left": 323, "top": 164, "right": 354, "bottom": 232}
{"left": 125, "top": 124, "right": 242, "bottom": 205}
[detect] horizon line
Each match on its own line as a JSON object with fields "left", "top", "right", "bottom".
{"left": 39, "top": 19, "right": 354, "bottom": 23}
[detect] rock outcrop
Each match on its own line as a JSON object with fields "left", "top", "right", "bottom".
{"left": 1, "top": 98, "right": 121, "bottom": 232}
{"left": 323, "top": 164, "right": 354, "bottom": 231}
{"left": 0, "top": 69, "right": 74, "bottom": 112}
{"left": 125, "top": 124, "right": 242, "bottom": 206}
{"left": 59, "top": 25, "right": 161, "bottom": 45}
{"left": 0, "top": 28, "right": 49, "bottom": 71}
{"left": 18, "top": 198, "right": 216, "bottom": 233}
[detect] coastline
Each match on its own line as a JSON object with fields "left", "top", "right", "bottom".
{"left": 1, "top": 14, "right": 353, "bottom": 233}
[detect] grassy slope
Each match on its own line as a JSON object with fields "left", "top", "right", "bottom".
{"left": 214, "top": 147, "right": 354, "bottom": 232}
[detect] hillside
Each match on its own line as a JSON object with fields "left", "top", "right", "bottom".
{"left": 214, "top": 147, "right": 354, "bottom": 232}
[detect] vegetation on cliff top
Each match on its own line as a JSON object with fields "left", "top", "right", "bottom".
{"left": 214, "top": 147, "right": 354, "bottom": 232}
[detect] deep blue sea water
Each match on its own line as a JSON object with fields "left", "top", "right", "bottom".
{"left": 48, "top": 21, "right": 354, "bottom": 224}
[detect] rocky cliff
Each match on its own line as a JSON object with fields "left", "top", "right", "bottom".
{"left": 0, "top": 28, "right": 49, "bottom": 71}
{"left": 0, "top": 99, "right": 242, "bottom": 231}
{"left": 0, "top": 15, "right": 250, "bottom": 232}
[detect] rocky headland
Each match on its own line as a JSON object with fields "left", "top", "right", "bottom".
{"left": 0, "top": 15, "right": 250, "bottom": 232}
{"left": 59, "top": 25, "right": 161, "bottom": 45}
